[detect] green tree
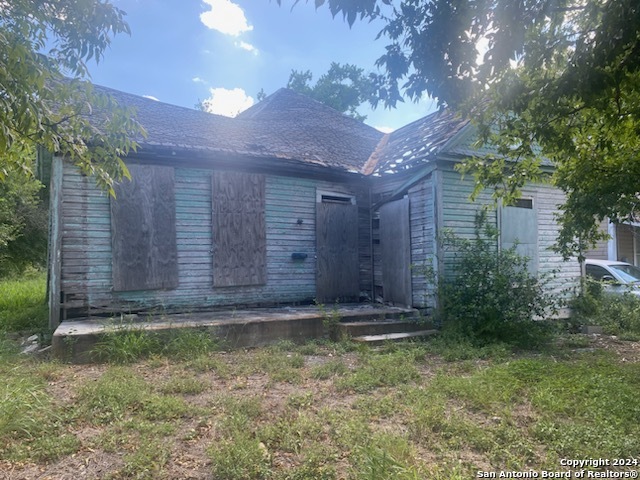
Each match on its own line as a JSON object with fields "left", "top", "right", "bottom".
{"left": 280, "top": 0, "right": 640, "bottom": 257}
{"left": 285, "top": 62, "right": 377, "bottom": 121}
{"left": 1, "top": 0, "right": 144, "bottom": 194}
{"left": 0, "top": 157, "right": 48, "bottom": 277}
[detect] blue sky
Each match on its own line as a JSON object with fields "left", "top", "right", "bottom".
{"left": 88, "top": 0, "right": 438, "bottom": 132}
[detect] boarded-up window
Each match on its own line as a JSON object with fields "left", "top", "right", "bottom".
{"left": 212, "top": 171, "right": 266, "bottom": 287}
{"left": 501, "top": 197, "right": 538, "bottom": 273}
{"left": 110, "top": 164, "right": 179, "bottom": 292}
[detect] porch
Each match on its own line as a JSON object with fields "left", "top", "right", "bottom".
{"left": 52, "top": 304, "right": 435, "bottom": 363}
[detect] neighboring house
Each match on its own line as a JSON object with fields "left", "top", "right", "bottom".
{"left": 46, "top": 87, "right": 580, "bottom": 329}
{"left": 585, "top": 220, "right": 640, "bottom": 265}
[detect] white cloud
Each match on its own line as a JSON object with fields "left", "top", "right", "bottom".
{"left": 375, "top": 126, "right": 395, "bottom": 134}
{"left": 192, "top": 76, "right": 207, "bottom": 84}
{"left": 200, "top": 0, "right": 253, "bottom": 37}
{"left": 143, "top": 95, "right": 159, "bottom": 101}
{"left": 235, "top": 41, "right": 258, "bottom": 55}
{"left": 201, "top": 87, "right": 254, "bottom": 117}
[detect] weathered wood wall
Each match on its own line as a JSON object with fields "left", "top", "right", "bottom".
{"left": 439, "top": 166, "right": 580, "bottom": 296}
{"left": 583, "top": 218, "right": 609, "bottom": 261}
{"left": 57, "top": 161, "right": 371, "bottom": 318}
{"left": 380, "top": 197, "right": 412, "bottom": 307}
{"left": 372, "top": 172, "right": 435, "bottom": 308}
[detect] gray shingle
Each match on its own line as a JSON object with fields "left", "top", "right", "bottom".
{"left": 91, "top": 85, "right": 383, "bottom": 173}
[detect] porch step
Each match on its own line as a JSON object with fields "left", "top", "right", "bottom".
{"left": 338, "top": 319, "right": 429, "bottom": 337}
{"left": 352, "top": 329, "right": 438, "bottom": 345}
{"left": 333, "top": 309, "right": 420, "bottom": 323}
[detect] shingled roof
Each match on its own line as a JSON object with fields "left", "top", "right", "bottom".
{"left": 363, "top": 109, "right": 470, "bottom": 176}
{"left": 239, "top": 88, "right": 384, "bottom": 171}
{"left": 91, "top": 85, "right": 384, "bottom": 174}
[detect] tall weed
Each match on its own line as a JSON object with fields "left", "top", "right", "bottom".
{"left": 435, "top": 211, "right": 556, "bottom": 348}
{"left": 94, "top": 323, "right": 220, "bottom": 364}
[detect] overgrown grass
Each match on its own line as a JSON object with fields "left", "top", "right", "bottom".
{"left": 94, "top": 324, "right": 221, "bottom": 364}
{"left": 0, "top": 360, "right": 80, "bottom": 462}
{"left": 0, "top": 272, "right": 48, "bottom": 333}
{"left": 1, "top": 334, "right": 639, "bottom": 478}
{"left": 336, "top": 347, "right": 423, "bottom": 392}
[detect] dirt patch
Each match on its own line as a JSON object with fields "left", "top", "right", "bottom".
{"left": 3, "top": 337, "right": 639, "bottom": 479}
{"left": 587, "top": 334, "right": 640, "bottom": 362}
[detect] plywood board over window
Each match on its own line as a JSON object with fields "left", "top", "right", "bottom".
{"left": 110, "top": 164, "right": 179, "bottom": 292}
{"left": 500, "top": 197, "right": 538, "bottom": 273}
{"left": 380, "top": 197, "right": 412, "bottom": 307}
{"left": 212, "top": 171, "right": 266, "bottom": 287}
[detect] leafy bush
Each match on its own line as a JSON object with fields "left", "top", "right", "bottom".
{"left": 436, "top": 211, "right": 556, "bottom": 347}
{"left": 571, "top": 280, "right": 640, "bottom": 335}
{"left": 0, "top": 165, "right": 48, "bottom": 278}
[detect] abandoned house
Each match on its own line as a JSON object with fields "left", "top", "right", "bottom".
{"left": 47, "top": 86, "right": 580, "bottom": 334}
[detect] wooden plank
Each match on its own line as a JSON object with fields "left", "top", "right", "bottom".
{"left": 380, "top": 197, "right": 412, "bottom": 307}
{"left": 212, "top": 171, "right": 266, "bottom": 287}
{"left": 110, "top": 164, "right": 179, "bottom": 291}
{"left": 316, "top": 201, "right": 359, "bottom": 302}
{"left": 48, "top": 157, "right": 65, "bottom": 329}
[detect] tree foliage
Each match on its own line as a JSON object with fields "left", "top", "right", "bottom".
{"left": 285, "top": 62, "right": 377, "bottom": 121}
{"left": 0, "top": 157, "right": 48, "bottom": 277}
{"left": 1, "top": 0, "right": 145, "bottom": 193}
{"left": 282, "top": 0, "right": 640, "bottom": 257}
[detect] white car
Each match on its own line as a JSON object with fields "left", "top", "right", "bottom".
{"left": 584, "top": 259, "right": 640, "bottom": 295}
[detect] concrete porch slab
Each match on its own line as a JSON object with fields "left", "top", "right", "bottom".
{"left": 52, "top": 304, "right": 420, "bottom": 363}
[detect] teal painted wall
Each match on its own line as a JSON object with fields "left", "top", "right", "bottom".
{"left": 439, "top": 166, "right": 580, "bottom": 296}
{"left": 59, "top": 161, "right": 371, "bottom": 317}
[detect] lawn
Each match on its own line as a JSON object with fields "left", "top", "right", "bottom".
{"left": 1, "top": 275, "right": 640, "bottom": 479}
{"left": 0, "top": 272, "right": 47, "bottom": 333}
{"left": 1, "top": 334, "right": 640, "bottom": 479}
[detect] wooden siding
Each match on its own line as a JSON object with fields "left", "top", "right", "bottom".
{"left": 372, "top": 173, "right": 435, "bottom": 308}
{"left": 439, "top": 168, "right": 498, "bottom": 282}
{"left": 58, "top": 161, "right": 371, "bottom": 317}
{"left": 529, "top": 184, "right": 580, "bottom": 295}
{"left": 48, "top": 158, "right": 64, "bottom": 328}
{"left": 440, "top": 167, "right": 580, "bottom": 296}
